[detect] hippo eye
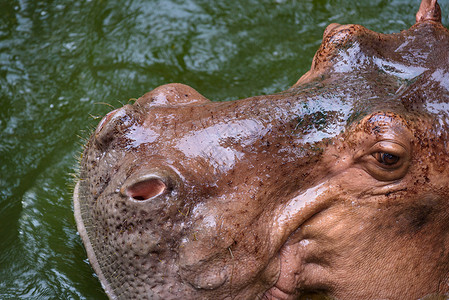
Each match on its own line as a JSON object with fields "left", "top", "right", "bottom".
{"left": 372, "top": 152, "right": 400, "bottom": 166}
{"left": 124, "top": 177, "right": 167, "bottom": 201}
{"left": 357, "top": 140, "right": 410, "bottom": 181}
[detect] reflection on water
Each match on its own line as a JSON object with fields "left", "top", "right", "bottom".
{"left": 0, "top": 0, "right": 445, "bottom": 298}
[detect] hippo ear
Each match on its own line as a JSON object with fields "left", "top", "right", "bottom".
{"left": 416, "top": 0, "right": 441, "bottom": 23}
{"left": 293, "top": 22, "right": 380, "bottom": 85}
{"left": 136, "top": 83, "right": 210, "bottom": 108}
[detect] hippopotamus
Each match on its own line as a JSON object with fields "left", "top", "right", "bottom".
{"left": 74, "top": 0, "right": 449, "bottom": 298}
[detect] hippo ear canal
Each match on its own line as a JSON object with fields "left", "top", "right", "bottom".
{"left": 121, "top": 176, "right": 167, "bottom": 201}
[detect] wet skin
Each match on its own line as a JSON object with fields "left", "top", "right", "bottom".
{"left": 74, "top": 0, "right": 449, "bottom": 299}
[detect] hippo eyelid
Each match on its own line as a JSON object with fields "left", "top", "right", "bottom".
{"left": 121, "top": 175, "right": 167, "bottom": 202}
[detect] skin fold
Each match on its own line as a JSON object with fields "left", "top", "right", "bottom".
{"left": 74, "top": 0, "right": 449, "bottom": 299}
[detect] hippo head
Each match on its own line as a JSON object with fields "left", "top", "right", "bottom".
{"left": 74, "top": 0, "right": 449, "bottom": 298}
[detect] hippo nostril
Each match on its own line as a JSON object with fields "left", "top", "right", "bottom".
{"left": 120, "top": 167, "right": 183, "bottom": 203}
{"left": 124, "top": 177, "right": 166, "bottom": 201}
{"left": 94, "top": 106, "right": 134, "bottom": 150}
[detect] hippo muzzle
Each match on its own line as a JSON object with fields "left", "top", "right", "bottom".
{"left": 74, "top": 0, "right": 449, "bottom": 299}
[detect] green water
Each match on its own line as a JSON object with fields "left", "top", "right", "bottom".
{"left": 1, "top": 0, "right": 447, "bottom": 298}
